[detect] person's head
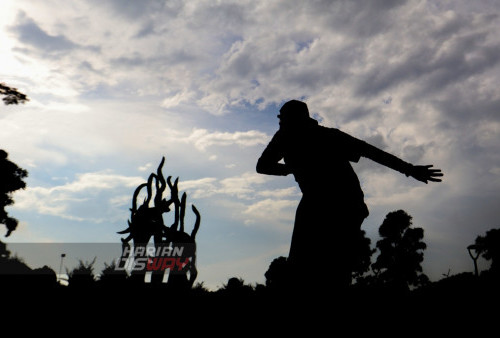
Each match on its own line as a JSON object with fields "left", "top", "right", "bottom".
{"left": 278, "top": 100, "right": 310, "bottom": 128}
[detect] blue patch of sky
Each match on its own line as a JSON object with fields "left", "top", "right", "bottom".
{"left": 220, "top": 100, "right": 283, "bottom": 129}
{"left": 134, "top": 21, "right": 156, "bottom": 39}
{"left": 311, "top": 113, "right": 324, "bottom": 123}
{"left": 217, "top": 31, "right": 243, "bottom": 47}
{"left": 171, "top": 99, "right": 281, "bottom": 137}
{"left": 26, "top": 168, "right": 73, "bottom": 189}
{"left": 250, "top": 79, "right": 260, "bottom": 88}
{"left": 24, "top": 158, "right": 77, "bottom": 187}
{"left": 295, "top": 39, "right": 314, "bottom": 53}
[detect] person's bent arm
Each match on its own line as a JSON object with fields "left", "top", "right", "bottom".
{"left": 256, "top": 132, "right": 292, "bottom": 176}
{"left": 256, "top": 157, "right": 291, "bottom": 176}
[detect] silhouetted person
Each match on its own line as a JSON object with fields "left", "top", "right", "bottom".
{"left": 256, "top": 100, "right": 442, "bottom": 292}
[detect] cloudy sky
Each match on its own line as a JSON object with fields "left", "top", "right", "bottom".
{"left": 1, "top": 0, "right": 499, "bottom": 289}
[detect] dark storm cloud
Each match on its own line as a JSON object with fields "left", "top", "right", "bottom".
{"left": 79, "top": 61, "right": 98, "bottom": 73}
{"left": 365, "top": 133, "right": 388, "bottom": 150}
{"left": 355, "top": 13, "right": 500, "bottom": 100}
{"left": 110, "top": 54, "right": 154, "bottom": 68}
{"left": 431, "top": 94, "right": 500, "bottom": 124}
{"left": 92, "top": 0, "right": 178, "bottom": 19}
{"left": 188, "top": 1, "right": 250, "bottom": 30}
{"left": 355, "top": 47, "right": 434, "bottom": 97}
{"left": 10, "top": 12, "right": 78, "bottom": 52}
{"left": 9, "top": 11, "right": 100, "bottom": 56}
{"left": 308, "top": 0, "right": 409, "bottom": 38}
{"left": 135, "top": 21, "right": 156, "bottom": 38}
{"left": 342, "top": 106, "right": 376, "bottom": 123}
{"left": 421, "top": 34, "right": 500, "bottom": 95}
{"left": 110, "top": 49, "right": 197, "bottom": 69}
{"left": 402, "top": 144, "right": 427, "bottom": 164}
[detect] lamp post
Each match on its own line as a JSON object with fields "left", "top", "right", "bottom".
{"left": 58, "top": 253, "right": 66, "bottom": 283}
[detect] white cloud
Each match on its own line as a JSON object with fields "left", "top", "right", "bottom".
{"left": 138, "top": 163, "right": 153, "bottom": 172}
{"left": 243, "top": 199, "right": 297, "bottom": 226}
{"left": 257, "top": 187, "right": 300, "bottom": 199}
{"left": 218, "top": 172, "right": 271, "bottom": 199}
{"left": 13, "top": 171, "right": 143, "bottom": 221}
{"left": 178, "top": 177, "right": 219, "bottom": 199}
{"left": 179, "top": 172, "right": 283, "bottom": 200}
{"left": 161, "top": 91, "right": 196, "bottom": 109}
{"left": 184, "top": 129, "right": 270, "bottom": 152}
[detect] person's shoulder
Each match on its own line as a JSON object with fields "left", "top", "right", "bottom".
{"left": 316, "top": 124, "right": 341, "bottom": 135}
{"left": 322, "top": 126, "right": 353, "bottom": 137}
{"left": 318, "top": 126, "right": 364, "bottom": 144}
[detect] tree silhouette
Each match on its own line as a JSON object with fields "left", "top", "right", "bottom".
{"left": 1, "top": 240, "right": 57, "bottom": 290}
{"left": 0, "top": 240, "right": 31, "bottom": 274}
{"left": 0, "top": 83, "right": 29, "bottom": 105}
{"left": 98, "top": 260, "right": 128, "bottom": 287}
{"left": 218, "top": 277, "right": 254, "bottom": 297}
{"left": 66, "top": 257, "right": 97, "bottom": 288}
{"left": 0, "top": 150, "right": 28, "bottom": 236}
{"left": 264, "top": 256, "right": 291, "bottom": 292}
{"left": 474, "top": 228, "right": 500, "bottom": 278}
{"left": 191, "top": 281, "right": 211, "bottom": 295}
{"left": 372, "top": 210, "right": 429, "bottom": 290}
{"left": 351, "top": 228, "right": 375, "bottom": 281}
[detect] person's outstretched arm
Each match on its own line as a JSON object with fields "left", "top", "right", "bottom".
{"left": 360, "top": 142, "right": 443, "bottom": 184}
{"left": 256, "top": 132, "right": 292, "bottom": 176}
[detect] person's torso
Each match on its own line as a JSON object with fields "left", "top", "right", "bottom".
{"left": 280, "top": 125, "right": 364, "bottom": 203}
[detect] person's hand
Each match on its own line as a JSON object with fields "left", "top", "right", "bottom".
{"left": 409, "top": 165, "right": 443, "bottom": 184}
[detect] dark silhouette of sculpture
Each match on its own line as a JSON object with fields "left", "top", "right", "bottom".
{"left": 119, "top": 157, "right": 172, "bottom": 245}
{"left": 256, "top": 100, "right": 442, "bottom": 291}
{"left": 0, "top": 150, "right": 28, "bottom": 237}
{"left": 1, "top": 82, "right": 29, "bottom": 105}
{"left": 371, "top": 210, "right": 429, "bottom": 290}
{"left": 117, "top": 157, "right": 200, "bottom": 289}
